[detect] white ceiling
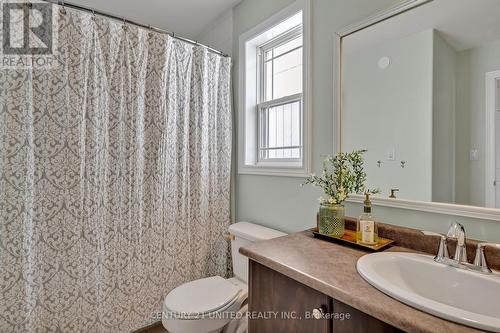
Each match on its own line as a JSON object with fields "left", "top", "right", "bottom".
{"left": 70, "top": 0, "right": 241, "bottom": 39}
{"left": 345, "top": 0, "right": 500, "bottom": 53}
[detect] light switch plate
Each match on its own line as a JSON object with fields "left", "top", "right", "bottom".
{"left": 470, "top": 149, "right": 479, "bottom": 161}
{"left": 387, "top": 148, "right": 396, "bottom": 161}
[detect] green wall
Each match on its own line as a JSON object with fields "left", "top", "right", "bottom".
{"left": 232, "top": 0, "right": 500, "bottom": 242}
{"left": 456, "top": 39, "right": 500, "bottom": 207}
{"left": 344, "top": 29, "right": 435, "bottom": 202}
{"left": 433, "top": 31, "right": 457, "bottom": 204}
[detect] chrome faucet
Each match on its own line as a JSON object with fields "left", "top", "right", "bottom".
{"left": 446, "top": 222, "right": 468, "bottom": 264}
{"left": 422, "top": 223, "right": 499, "bottom": 275}
{"left": 471, "top": 243, "right": 500, "bottom": 274}
{"left": 421, "top": 231, "right": 449, "bottom": 263}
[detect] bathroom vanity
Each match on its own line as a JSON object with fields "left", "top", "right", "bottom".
{"left": 248, "top": 260, "right": 402, "bottom": 333}
{"left": 241, "top": 228, "right": 491, "bottom": 333}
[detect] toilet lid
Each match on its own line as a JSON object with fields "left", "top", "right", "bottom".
{"left": 165, "top": 276, "right": 241, "bottom": 316}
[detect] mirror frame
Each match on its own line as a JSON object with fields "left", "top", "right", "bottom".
{"left": 334, "top": 0, "right": 500, "bottom": 221}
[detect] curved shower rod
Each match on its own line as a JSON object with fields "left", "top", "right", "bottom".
{"left": 40, "top": 0, "right": 230, "bottom": 58}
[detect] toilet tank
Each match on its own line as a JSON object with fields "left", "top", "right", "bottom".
{"left": 228, "top": 222, "right": 286, "bottom": 283}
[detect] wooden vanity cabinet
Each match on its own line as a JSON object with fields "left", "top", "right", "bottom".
{"left": 248, "top": 260, "right": 403, "bottom": 333}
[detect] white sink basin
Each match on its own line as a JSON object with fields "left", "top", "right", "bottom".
{"left": 357, "top": 252, "right": 500, "bottom": 332}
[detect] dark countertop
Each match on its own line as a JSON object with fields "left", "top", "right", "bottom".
{"left": 240, "top": 231, "right": 485, "bottom": 333}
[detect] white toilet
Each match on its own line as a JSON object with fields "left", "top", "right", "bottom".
{"left": 162, "top": 222, "right": 286, "bottom": 333}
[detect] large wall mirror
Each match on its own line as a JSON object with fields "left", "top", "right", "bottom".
{"left": 339, "top": 0, "right": 500, "bottom": 219}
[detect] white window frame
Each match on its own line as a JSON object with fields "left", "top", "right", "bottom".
{"left": 238, "top": 0, "right": 311, "bottom": 177}
{"left": 257, "top": 25, "right": 303, "bottom": 165}
{"left": 257, "top": 94, "right": 303, "bottom": 165}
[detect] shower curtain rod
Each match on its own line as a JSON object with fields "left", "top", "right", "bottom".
{"left": 40, "top": 0, "right": 230, "bottom": 57}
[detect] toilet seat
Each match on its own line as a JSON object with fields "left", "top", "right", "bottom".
{"left": 164, "top": 276, "right": 243, "bottom": 319}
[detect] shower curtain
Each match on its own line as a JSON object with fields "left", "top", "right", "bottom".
{"left": 0, "top": 6, "right": 232, "bottom": 333}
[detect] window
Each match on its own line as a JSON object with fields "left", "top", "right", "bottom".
{"left": 258, "top": 28, "right": 303, "bottom": 162}
{"left": 239, "top": 1, "right": 310, "bottom": 176}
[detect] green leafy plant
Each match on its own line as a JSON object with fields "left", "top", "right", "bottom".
{"left": 302, "top": 150, "right": 379, "bottom": 205}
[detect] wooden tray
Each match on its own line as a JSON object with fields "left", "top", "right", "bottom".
{"left": 312, "top": 228, "right": 394, "bottom": 251}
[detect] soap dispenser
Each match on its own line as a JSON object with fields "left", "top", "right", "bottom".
{"left": 357, "top": 193, "right": 378, "bottom": 245}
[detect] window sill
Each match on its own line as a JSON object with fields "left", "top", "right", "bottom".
{"left": 238, "top": 164, "right": 310, "bottom": 178}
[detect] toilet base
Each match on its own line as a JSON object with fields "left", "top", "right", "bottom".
{"left": 162, "top": 277, "right": 248, "bottom": 333}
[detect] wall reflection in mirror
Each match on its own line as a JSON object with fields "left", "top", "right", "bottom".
{"left": 342, "top": 0, "right": 500, "bottom": 209}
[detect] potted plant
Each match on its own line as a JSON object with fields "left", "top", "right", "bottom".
{"left": 302, "top": 150, "right": 379, "bottom": 237}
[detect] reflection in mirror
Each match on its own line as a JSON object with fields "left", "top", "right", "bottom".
{"left": 342, "top": 0, "right": 500, "bottom": 209}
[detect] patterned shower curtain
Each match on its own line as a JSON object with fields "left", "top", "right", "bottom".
{"left": 0, "top": 5, "right": 232, "bottom": 333}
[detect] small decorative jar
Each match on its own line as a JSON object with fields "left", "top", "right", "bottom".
{"left": 318, "top": 203, "right": 345, "bottom": 237}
